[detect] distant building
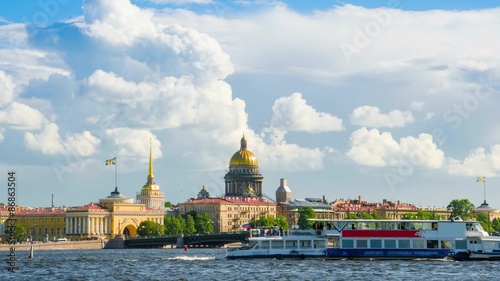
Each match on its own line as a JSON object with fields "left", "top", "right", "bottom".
{"left": 178, "top": 135, "right": 276, "bottom": 232}
{"left": 275, "top": 178, "right": 292, "bottom": 204}
{"left": 277, "top": 197, "right": 334, "bottom": 229}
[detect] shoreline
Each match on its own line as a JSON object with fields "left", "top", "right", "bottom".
{"left": 0, "top": 240, "right": 105, "bottom": 251}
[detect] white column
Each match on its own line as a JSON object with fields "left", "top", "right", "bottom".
{"left": 99, "top": 217, "right": 103, "bottom": 234}
{"left": 83, "top": 217, "right": 86, "bottom": 234}
{"left": 104, "top": 217, "right": 108, "bottom": 234}
{"left": 70, "top": 217, "right": 74, "bottom": 234}
{"left": 65, "top": 218, "right": 69, "bottom": 235}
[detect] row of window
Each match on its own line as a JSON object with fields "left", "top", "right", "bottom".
{"left": 19, "top": 217, "right": 63, "bottom": 223}
{"left": 255, "top": 240, "right": 326, "bottom": 250}
{"left": 341, "top": 239, "right": 456, "bottom": 249}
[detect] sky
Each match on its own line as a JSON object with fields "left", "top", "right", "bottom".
{"left": 1, "top": 0, "right": 500, "bottom": 210}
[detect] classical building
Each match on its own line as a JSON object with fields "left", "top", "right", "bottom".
{"left": 136, "top": 141, "right": 165, "bottom": 210}
{"left": 224, "top": 135, "right": 263, "bottom": 197}
{"left": 11, "top": 207, "right": 67, "bottom": 242}
{"left": 178, "top": 135, "right": 276, "bottom": 232}
{"left": 10, "top": 149, "right": 165, "bottom": 241}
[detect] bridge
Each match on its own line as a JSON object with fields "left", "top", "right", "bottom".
{"left": 124, "top": 233, "right": 249, "bottom": 249}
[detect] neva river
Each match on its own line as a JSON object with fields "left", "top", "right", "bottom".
{"left": 2, "top": 248, "right": 500, "bottom": 280}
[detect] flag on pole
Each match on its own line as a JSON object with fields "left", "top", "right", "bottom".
{"left": 242, "top": 222, "right": 251, "bottom": 229}
{"left": 477, "top": 176, "right": 485, "bottom": 183}
{"left": 106, "top": 158, "right": 116, "bottom": 165}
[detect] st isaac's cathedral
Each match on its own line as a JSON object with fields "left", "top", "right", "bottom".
{"left": 178, "top": 135, "right": 278, "bottom": 233}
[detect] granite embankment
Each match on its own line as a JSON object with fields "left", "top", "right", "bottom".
{"left": 0, "top": 240, "right": 106, "bottom": 251}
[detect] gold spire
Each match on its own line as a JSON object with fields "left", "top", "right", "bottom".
{"left": 148, "top": 138, "right": 153, "bottom": 178}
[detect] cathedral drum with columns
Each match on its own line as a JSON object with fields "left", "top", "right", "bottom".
{"left": 224, "top": 135, "right": 263, "bottom": 197}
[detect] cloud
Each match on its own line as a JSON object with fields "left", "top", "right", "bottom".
{"left": 146, "top": 0, "right": 213, "bottom": 4}
{"left": 66, "top": 131, "right": 101, "bottom": 157}
{"left": 347, "top": 127, "right": 444, "bottom": 169}
{"left": 24, "top": 122, "right": 65, "bottom": 155}
{"left": 350, "top": 106, "right": 415, "bottom": 128}
{"left": 0, "top": 71, "right": 15, "bottom": 106}
{"left": 104, "top": 128, "right": 162, "bottom": 162}
{"left": 269, "top": 92, "right": 344, "bottom": 133}
{"left": 0, "top": 102, "right": 45, "bottom": 130}
{"left": 448, "top": 145, "right": 500, "bottom": 177}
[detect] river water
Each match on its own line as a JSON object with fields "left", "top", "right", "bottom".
{"left": 2, "top": 248, "right": 499, "bottom": 280}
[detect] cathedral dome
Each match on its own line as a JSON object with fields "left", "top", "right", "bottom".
{"left": 229, "top": 135, "right": 259, "bottom": 167}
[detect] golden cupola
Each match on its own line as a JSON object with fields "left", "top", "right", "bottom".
{"left": 229, "top": 135, "right": 259, "bottom": 167}
{"left": 224, "top": 135, "right": 263, "bottom": 197}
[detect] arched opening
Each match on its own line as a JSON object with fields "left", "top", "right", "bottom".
{"left": 122, "top": 225, "right": 137, "bottom": 238}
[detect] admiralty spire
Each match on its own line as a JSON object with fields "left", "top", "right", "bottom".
{"left": 136, "top": 140, "right": 165, "bottom": 210}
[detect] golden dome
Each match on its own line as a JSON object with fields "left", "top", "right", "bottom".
{"left": 229, "top": 135, "right": 259, "bottom": 166}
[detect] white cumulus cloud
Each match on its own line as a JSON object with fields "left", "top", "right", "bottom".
{"left": 270, "top": 92, "right": 344, "bottom": 133}
{"left": 448, "top": 145, "right": 500, "bottom": 177}
{"left": 347, "top": 127, "right": 444, "bottom": 169}
{"left": 350, "top": 106, "right": 415, "bottom": 128}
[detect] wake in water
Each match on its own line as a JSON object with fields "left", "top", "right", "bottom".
{"left": 166, "top": 255, "right": 216, "bottom": 261}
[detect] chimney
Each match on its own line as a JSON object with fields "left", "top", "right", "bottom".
{"left": 280, "top": 178, "right": 287, "bottom": 186}
{"left": 358, "top": 195, "right": 362, "bottom": 203}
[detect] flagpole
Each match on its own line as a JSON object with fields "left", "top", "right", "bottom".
{"left": 115, "top": 157, "right": 118, "bottom": 189}
{"left": 483, "top": 176, "right": 486, "bottom": 203}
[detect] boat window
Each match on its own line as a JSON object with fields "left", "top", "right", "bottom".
{"left": 413, "top": 240, "right": 425, "bottom": 249}
{"left": 342, "top": 239, "right": 354, "bottom": 249}
{"left": 272, "top": 241, "right": 284, "bottom": 249}
{"left": 426, "top": 240, "right": 438, "bottom": 249}
{"left": 285, "top": 241, "right": 297, "bottom": 249}
{"left": 260, "top": 241, "right": 270, "bottom": 249}
{"left": 455, "top": 240, "right": 467, "bottom": 250}
{"left": 314, "top": 240, "right": 326, "bottom": 248}
{"left": 384, "top": 240, "right": 396, "bottom": 248}
{"left": 474, "top": 223, "right": 484, "bottom": 232}
{"left": 484, "top": 241, "right": 496, "bottom": 250}
{"left": 441, "top": 240, "right": 453, "bottom": 249}
{"left": 370, "top": 239, "right": 382, "bottom": 248}
{"left": 356, "top": 240, "right": 368, "bottom": 248}
{"left": 431, "top": 222, "right": 438, "bottom": 230}
{"left": 399, "top": 240, "right": 410, "bottom": 249}
{"left": 300, "top": 240, "right": 312, "bottom": 249}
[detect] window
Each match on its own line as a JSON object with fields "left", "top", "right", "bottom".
{"left": 356, "top": 240, "right": 368, "bottom": 248}
{"left": 260, "top": 241, "right": 270, "bottom": 249}
{"left": 370, "top": 239, "right": 382, "bottom": 248}
{"left": 343, "top": 239, "right": 354, "bottom": 248}
{"left": 399, "top": 240, "right": 411, "bottom": 249}
{"left": 441, "top": 240, "right": 453, "bottom": 249}
{"left": 300, "top": 240, "right": 312, "bottom": 248}
{"left": 285, "top": 241, "right": 297, "bottom": 249}
{"left": 272, "top": 241, "right": 284, "bottom": 249}
{"left": 427, "top": 240, "right": 438, "bottom": 248}
{"left": 413, "top": 240, "right": 425, "bottom": 249}
{"left": 314, "top": 240, "right": 326, "bottom": 248}
{"left": 384, "top": 240, "right": 396, "bottom": 248}
{"left": 455, "top": 240, "right": 467, "bottom": 249}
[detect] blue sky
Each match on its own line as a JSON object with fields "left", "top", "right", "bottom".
{"left": 1, "top": 0, "right": 500, "bottom": 210}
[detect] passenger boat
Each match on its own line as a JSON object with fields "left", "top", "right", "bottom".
{"left": 316, "top": 218, "right": 500, "bottom": 260}
{"left": 226, "top": 227, "right": 328, "bottom": 259}
{"left": 226, "top": 218, "right": 500, "bottom": 260}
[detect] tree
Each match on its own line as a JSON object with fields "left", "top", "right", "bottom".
{"left": 297, "top": 207, "right": 315, "bottom": 229}
{"left": 195, "top": 212, "right": 214, "bottom": 234}
{"left": 164, "top": 201, "right": 173, "bottom": 208}
{"left": 402, "top": 210, "right": 431, "bottom": 220}
{"left": 137, "top": 220, "right": 165, "bottom": 237}
{"left": 476, "top": 213, "right": 490, "bottom": 232}
{"left": 164, "top": 216, "right": 185, "bottom": 236}
{"left": 5, "top": 224, "right": 27, "bottom": 242}
{"left": 184, "top": 215, "right": 196, "bottom": 234}
{"left": 275, "top": 215, "right": 289, "bottom": 230}
{"left": 447, "top": 199, "right": 475, "bottom": 219}
{"left": 492, "top": 218, "right": 500, "bottom": 233}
